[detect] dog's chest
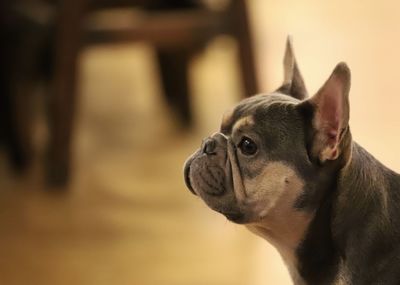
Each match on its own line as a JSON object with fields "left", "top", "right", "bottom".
{"left": 332, "top": 260, "right": 350, "bottom": 285}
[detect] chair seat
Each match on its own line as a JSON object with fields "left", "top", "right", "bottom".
{"left": 84, "top": 8, "right": 229, "bottom": 48}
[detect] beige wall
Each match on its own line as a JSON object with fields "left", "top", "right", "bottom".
{"left": 249, "top": 0, "right": 400, "bottom": 171}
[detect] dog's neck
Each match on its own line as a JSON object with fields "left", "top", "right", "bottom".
{"left": 299, "top": 142, "right": 400, "bottom": 284}
{"left": 334, "top": 142, "right": 395, "bottom": 233}
{"left": 330, "top": 143, "right": 400, "bottom": 282}
{"left": 248, "top": 142, "right": 400, "bottom": 285}
{"left": 247, "top": 209, "right": 313, "bottom": 285}
{"left": 246, "top": 186, "right": 316, "bottom": 285}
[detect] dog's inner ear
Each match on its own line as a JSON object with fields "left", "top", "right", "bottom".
{"left": 276, "top": 37, "right": 308, "bottom": 100}
{"left": 303, "top": 62, "right": 351, "bottom": 163}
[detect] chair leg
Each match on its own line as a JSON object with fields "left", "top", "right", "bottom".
{"left": 0, "top": 86, "right": 32, "bottom": 172}
{"left": 230, "top": 0, "right": 258, "bottom": 97}
{"left": 0, "top": 23, "right": 37, "bottom": 172}
{"left": 10, "top": 85, "right": 33, "bottom": 171}
{"left": 47, "top": 0, "right": 86, "bottom": 186}
{"left": 156, "top": 49, "right": 193, "bottom": 127}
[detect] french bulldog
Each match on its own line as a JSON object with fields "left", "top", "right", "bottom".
{"left": 183, "top": 37, "right": 400, "bottom": 284}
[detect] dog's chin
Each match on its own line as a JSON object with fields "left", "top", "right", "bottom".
{"left": 222, "top": 211, "right": 248, "bottom": 224}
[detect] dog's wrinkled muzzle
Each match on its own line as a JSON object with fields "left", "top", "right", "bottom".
{"left": 183, "top": 133, "right": 228, "bottom": 196}
{"left": 183, "top": 132, "right": 250, "bottom": 224}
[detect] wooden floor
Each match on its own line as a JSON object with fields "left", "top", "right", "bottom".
{"left": 0, "top": 42, "right": 290, "bottom": 285}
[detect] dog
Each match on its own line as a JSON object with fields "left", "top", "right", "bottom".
{"left": 183, "top": 37, "right": 400, "bottom": 284}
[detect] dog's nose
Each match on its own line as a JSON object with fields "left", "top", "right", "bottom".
{"left": 202, "top": 138, "right": 216, "bottom": 155}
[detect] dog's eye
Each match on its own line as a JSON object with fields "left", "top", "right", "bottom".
{"left": 238, "top": 137, "right": 257, "bottom": 156}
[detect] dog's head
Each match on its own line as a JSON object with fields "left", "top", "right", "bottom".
{"left": 183, "top": 38, "right": 352, "bottom": 226}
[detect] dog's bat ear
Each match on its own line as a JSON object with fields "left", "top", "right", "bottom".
{"left": 300, "top": 62, "right": 351, "bottom": 163}
{"left": 276, "top": 36, "right": 308, "bottom": 100}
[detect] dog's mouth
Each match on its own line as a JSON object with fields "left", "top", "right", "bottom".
{"left": 183, "top": 156, "right": 196, "bottom": 195}
{"left": 223, "top": 211, "right": 246, "bottom": 224}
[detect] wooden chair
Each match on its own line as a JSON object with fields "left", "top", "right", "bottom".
{"left": 5, "top": 0, "right": 259, "bottom": 185}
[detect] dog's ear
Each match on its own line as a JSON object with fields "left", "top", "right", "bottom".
{"left": 276, "top": 36, "right": 308, "bottom": 100}
{"left": 300, "top": 62, "right": 351, "bottom": 163}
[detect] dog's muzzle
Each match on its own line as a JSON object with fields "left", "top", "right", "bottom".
{"left": 183, "top": 133, "right": 249, "bottom": 224}
{"left": 183, "top": 133, "right": 228, "bottom": 196}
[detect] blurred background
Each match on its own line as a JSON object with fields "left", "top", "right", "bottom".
{"left": 1, "top": 0, "right": 400, "bottom": 284}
